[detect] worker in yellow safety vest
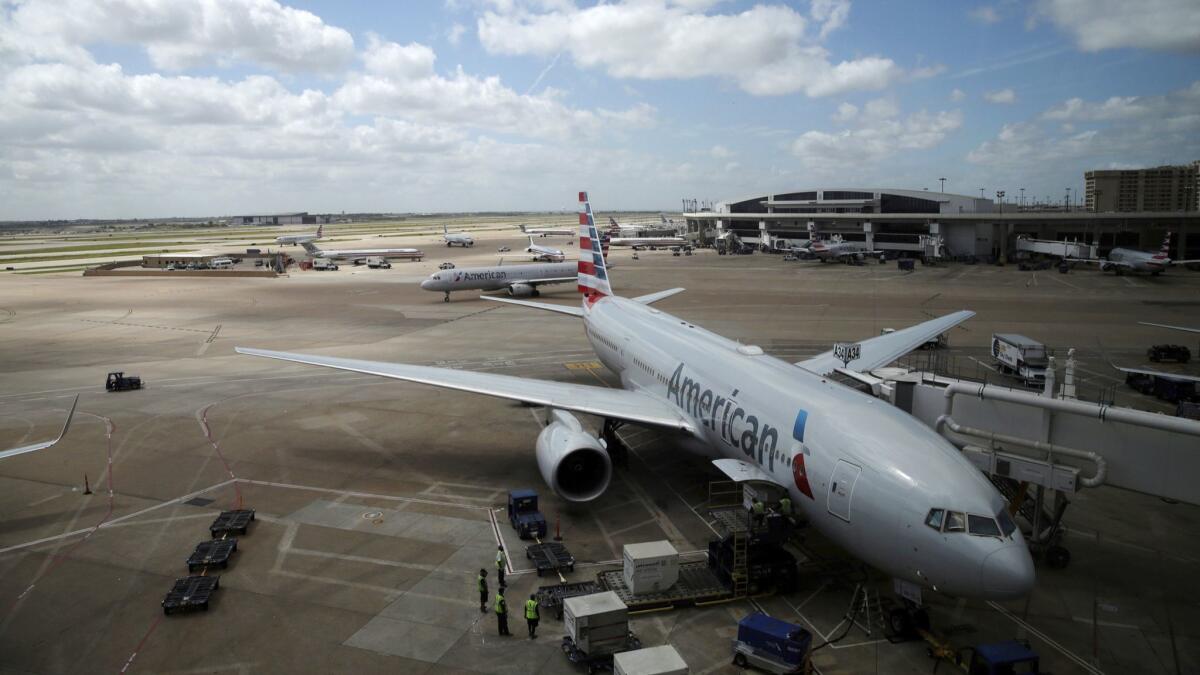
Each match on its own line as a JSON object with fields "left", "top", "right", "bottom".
{"left": 778, "top": 496, "right": 793, "bottom": 518}
{"left": 495, "top": 587, "right": 511, "bottom": 636}
{"left": 525, "top": 594, "right": 540, "bottom": 639}
{"left": 751, "top": 498, "right": 765, "bottom": 527}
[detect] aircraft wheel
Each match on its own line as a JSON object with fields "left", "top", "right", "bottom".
{"left": 888, "top": 608, "right": 912, "bottom": 637}
{"left": 733, "top": 653, "right": 748, "bottom": 668}
{"left": 531, "top": 290, "right": 541, "bottom": 297}
{"left": 1046, "top": 545, "right": 1071, "bottom": 569}
{"left": 443, "top": 294, "right": 450, "bottom": 303}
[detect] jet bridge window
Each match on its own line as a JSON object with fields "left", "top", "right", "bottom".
{"left": 924, "top": 508, "right": 944, "bottom": 530}
{"left": 944, "top": 511, "right": 966, "bottom": 532}
{"left": 968, "top": 514, "right": 1001, "bottom": 537}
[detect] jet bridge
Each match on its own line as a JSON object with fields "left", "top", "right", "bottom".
{"left": 1014, "top": 236, "right": 1097, "bottom": 260}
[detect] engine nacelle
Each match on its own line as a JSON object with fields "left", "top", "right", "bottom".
{"left": 508, "top": 282, "right": 535, "bottom": 297}
{"left": 535, "top": 410, "right": 612, "bottom": 503}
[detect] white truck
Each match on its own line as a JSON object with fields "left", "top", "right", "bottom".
{"left": 366, "top": 256, "right": 391, "bottom": 269}
{"left": 991, "top": 333, "right": 1048, "bottom": 385}
{"left": 312, "top": 258, "right": 339, "bottom": 271}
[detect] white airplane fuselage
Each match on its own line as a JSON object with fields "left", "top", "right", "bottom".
{"left": 421, "top": 262, "right": 576, "bottom": 294}
{"left": 580, "top": 295, "right": 1034, "bottom": 600}
{"left": 1105, "top": 248, "right": 1168, "bottom": 274}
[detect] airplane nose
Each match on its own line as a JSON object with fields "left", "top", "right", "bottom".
{"left": 980, "top": 545, "right": 1036, "bottom": 599}
{"left": 420, "top": 279, "right": 432, "bottom": 290}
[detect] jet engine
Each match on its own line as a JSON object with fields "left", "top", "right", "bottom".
{"left": 535, "top": 409, "right": 612, "bottom": 503}
{"left": 507, "top": 283, "right": 539, "bottom": 297}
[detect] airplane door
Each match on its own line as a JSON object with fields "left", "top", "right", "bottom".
{"left": 827, "top": 459, "right": 861, "bottom": 523}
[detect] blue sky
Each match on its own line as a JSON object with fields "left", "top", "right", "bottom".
{"left": 1, "top": 0, "right": 1198, "bottom": 218}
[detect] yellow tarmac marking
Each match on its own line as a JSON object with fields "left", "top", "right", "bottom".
{"left": 564, "top": 361, "right": 603, "bottom": 370}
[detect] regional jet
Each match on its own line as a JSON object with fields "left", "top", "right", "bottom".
{"left": 239, "top": 192, "right": 1033, "bottom": 605}
{"left": 809, "top": 235, "right": 884, "bottom": 262}
{"left": 421, "top": 261, "right": 577, "bottom": 302}
{"left": 443, "top": 224, "right": 474, "bottom": 247}
{"left": 300, "top": 240, "right": 423, "bottom": 263}
{"left": 1068, "top": 233, "right": 1200, "bottom": 275}
{"left": 275, "top": 224, "right": 323, "bottom": 246}
{"left": 520, "top": 224, "right": 574, "bottom": 237}
{"left": 0, "top": 396, "right": 77, "bottom": 460}
{"left": 526, "top": 236, "right": 566, "bottom": 262}
{"left": 608, "top": 234, "right": 688, "bottom": 250}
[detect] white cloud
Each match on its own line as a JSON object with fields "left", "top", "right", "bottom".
{"left": 0, "top": 0, "right": 356, "bottom": 73}
{"left": 447, "top": 23, "right": 467, "bottom": 46}
{"left": 790, "top": 98, "right": 962, "bottom": 170}
{"left": 476, "top": 1, "right": 904, "bottom": 97}
{"left": 832, "top": 102, "right": 858, "bottom": 123}
{"left": 950, "top": 88, "right": 966, "bottom": 101}
{"left": 984, "top": 88, "right": 1016, "bottom": 104}
{"left": 969, "top": 6, "right": 1000, "bottom": 24}
{"left": 1035, "top": 0, "right": 1200, "bottom": 53}
{"left": 709, "top": 144, "right": 733, "bottom": 159}
{"left": 810, "top": 0, "right": 852, "bottom": 39}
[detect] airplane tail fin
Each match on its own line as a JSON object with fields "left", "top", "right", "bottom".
{"left": 1155, "top": 232, "right": 1172, "bottom": 259}
{"left": 443, "top": 223, "right": 448, "bottom": 235}
{"left": 519, "top": 224, "right": 527, "bottom": 233}
{"left": 578, "top": 192, "right": 613, "bottom": 300}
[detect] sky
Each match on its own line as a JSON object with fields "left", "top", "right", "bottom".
{"left": 1, "top": 0, "right": 1198, "bottom": 219}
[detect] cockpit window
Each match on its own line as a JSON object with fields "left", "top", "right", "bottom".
{"left": 968, "top": 514, "right": 1001, "bottom": 537}
{"left": 924, "top": 508, "right": 944, "bottom": 530}
{"left": 945, "top": 511, "right": 966, "bottom": 532}
{"left": 997, "top": 509, "right": 1016, "bottom": 537}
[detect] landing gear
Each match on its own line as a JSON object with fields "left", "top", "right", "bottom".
{"left": 531, "top": 289, "right": 541, "bottom": 297}
{"left": 887, "top": 601, "right": 929, "bottom": 640}
{"left": 443, "top": 292, "right": 450, "bottom": 303}
{"left": 1045, "top": 545, "right": 1071, "bottom": 569}
{"left": 600, "top": 418, "right": 628, "bottom": 468}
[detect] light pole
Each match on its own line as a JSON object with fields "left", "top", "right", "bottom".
{"left": 980, "top": 187, "right": 986, "bottom": 199}
{"left": 939, "top": 177, "right": 947, "bottom": 193}
{"left": 996, "top": 190, "right": 1005, "bottom": 216}
{"left": 1065, "top": 188, "right": 1072, "bottom": 211}
{"left": 1019, "top": 187, "right": 1025, "bottom": 209}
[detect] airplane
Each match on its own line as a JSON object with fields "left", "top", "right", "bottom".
{"left": 443, "top": 224, "right": 474, "bottom": 247}
{"left": 526, "top": 236, "right": 565, "bottom": 262}
{"left": 275, "top": 223, "right": 323, "bottom": 246}
{"left": 1112, "top": 320, "right": 1200, "bottom": 384}
{"left": 1067, "top": 233, "right": 1200, "bottom": 275}
{"left": 300, "top": 240, "right": 423, "bottom": 263}
{"left": 1, "top": 395, "right": 77, "bottom": 460}
{"left": 1138, "top": 321, "right": 1200, "bottom": 334}
{"left": 520, "top": 224, "right": 574, "bottom": 237}
{"left": 809, "top": 235, "right": 884, "bottom": 263}
{"left": 237, "top": 191, "right": 1033, "bottom": 606}
{"left": 608, "top": 234, "right": 688, "bottom": 250}
{"left": 420, "top": 261, "right": 577, "bottom": 302}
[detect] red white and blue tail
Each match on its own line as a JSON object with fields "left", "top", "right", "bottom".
{"left": 315, "top": 223, "right": 323, "bottom": 239}
{"left": 578, "top": 192, "right": 613, "bottom": 300}
{"left": 1155, "top": 232, "right": 1171, "bottom": 260}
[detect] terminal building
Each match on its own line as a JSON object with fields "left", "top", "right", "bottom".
{"left": 227, "top": 212, "right": 333, "bottom": 226}
{"left": 683, "top": 187, "right": 1200, "bottom": 261}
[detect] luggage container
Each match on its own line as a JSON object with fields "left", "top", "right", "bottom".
{"left": 613, "top": 645, "right": 689, "bottom": 675}
{"left": 564, "top": 591, "right": 629, "bottom": 656}
{"left": 622, "top": 541, "right": 679, "bottom": 595}
{"left": 732, "top": 612, "right": 811, "bottom": 674}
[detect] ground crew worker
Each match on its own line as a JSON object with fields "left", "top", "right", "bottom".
{"left": 495, "top": 587, "right": 511, "bottom": 636}
{"left": 525, "top": 594, "right": 540, "bottom": 639}
{"left": 751, "top": 498, "right": 765, "bottom": 527}
{"left": 778, "top": 495, "right": 793, "bottom": 520}
{"left": 495, "top": 545, "right": 507, "bottom": 587}
{"left": 477, "top": 568, "right": 488, "bottom": 613}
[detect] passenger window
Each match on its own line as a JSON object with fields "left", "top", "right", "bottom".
{"left": 924, "top": 508, "right": 944, "bottom": 530}
{"left": 945, "top": 511, "right": 966, "bottom": 532}
{"left": 968, "top": 514, "right": 1001, "bottom": 537}
{"left": 996, "top": 509, "right": 1017, "bottom": 537}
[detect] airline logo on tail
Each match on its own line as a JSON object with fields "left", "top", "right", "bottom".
{"left": 1154, "top": 232, "right": 1172, "bottom": 260}
{"left": 578, "top": 192, "right": 612, "bottom": 301}
{"left": 315, "top": 223, "right": 323, "bottom": 239}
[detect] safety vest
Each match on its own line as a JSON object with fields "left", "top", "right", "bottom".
{"left": 752, "top": 501, "right": 765, "bottom": 514}
{"left": 525, "top": 599, "right": 539, "bottom": 620}
{"left": 779, "top": 497, "right": 792, "bottom": 516}
{"left": 496, "top": 550, "right": 504, "bottom": 568}
{"left": 495, "top": 594, "right": 507, "bottom": 615}
{"left": 477, "top": 574, "right": 486, "bottom": 593}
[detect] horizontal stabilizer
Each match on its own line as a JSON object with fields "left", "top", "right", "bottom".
{"left": 0, "top": 394, "right": 78, "bottom": 460}
{"left": 1138, "top": 321, "right": 1200, "bottom": 334}
{"left": 1112, "top": 364, "right": 1200, "bottom": 383}
{"left": 480, "top": 296, "right": 583, "bottom": 316}
{"left": 632, "top": 288, "right": 685, "bottom": 305}
{"left": 797, "top": 310, "right": 975, "bottom": 375}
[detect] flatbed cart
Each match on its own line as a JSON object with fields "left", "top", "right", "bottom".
{"left": 209, "top": 509, "right": 255, "bottom": 538}
{"left": 527, "top": 541, "right": 576, "bottom": 576}
{"left": 162, "top": 575, "right": 220, "bottom": 615}
{"left": 599, "top": 559, "right": 732, "bottom": 611}
{"left": 536, "top": 581, "right": 602, "bottom": 619}
{"left": 187, "top": 539, "right": 237, "bottom": 572}
{"left": 561, "top": 632, "right": 641, "bottom": 674}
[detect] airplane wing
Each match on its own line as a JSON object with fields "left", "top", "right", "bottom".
{"left": 1111, "top": 364, "right": 1200, "bottom": 383}
{"left": 235, "top": 348, "right": 697, "bottom": 433}
{"left": 1, "top": 395, "right": 78, "bottom": 460}
{"left": 481, "top": 296, "right": 583, "bottom": 316}
{"left": 522, "top": 277, "right": 576, "bottom": 288}
{"left": 1138, "top": 321, "right": 1200, "bottom": 334}
{"left": 1172, "top": 259, "right": 1200, "bottom": 265}
{"left": 796, "top": 310, "right": 975, "bottom": 375}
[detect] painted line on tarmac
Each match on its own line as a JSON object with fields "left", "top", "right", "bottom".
{"left": 988, "top": 600, "right": 1104, "bottom": 674}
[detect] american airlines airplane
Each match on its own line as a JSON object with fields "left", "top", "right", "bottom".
{"left": 608, "top": 234, "right": 688, "bottom": 249}
{"left": 809, "top": 235, "right": 884, "bottom": 262}
{"left": 520, "top": 224, "right": 574, "bottom": 237}
{"left": 443, "top": 224, "right": 474, "bottom": 247}
{"left": 1069, "top": 233, "right": 1199, "bottom": 275}
{"left": 275, "top": 224, "right": 323, "bottom": 246}
{"left": 238, "top": 192, "right": 1033, "bottom": 605}
{"left": 300, "top": 240, "right": 423, "bottom": 262}
{"left": 420, "top": 261, "right": 576, "bottom": 302}
{"left": 526, "top": 236, "right": 565, "bottom": 262}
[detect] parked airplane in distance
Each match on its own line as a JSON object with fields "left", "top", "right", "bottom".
{"left": 238, "top": 191, "right": 1032, "bottom": 607}
{"left": 608, "top": 234, "right": 688, "bottom": 249}
{"left": 526, "top": 236, "right": 565, "bottom": 261}
{"left": 420, "top": 261, "right": 577, "bottom": 302}
{"left": 275, "top": 224, "right": 323, "bottom": 246}
{"left": 300, "top": 240, "right": 423, "bottom": 263}
{"left": 444, "top": 224, "right": 474, "bottom": 247}
{"left": 809, "top": 235, "right": 884, "bottom": 262}
{"left": 520, "top": 224, "right": 574, "bottom": 237}
{"left": 1068, "top": 233, "right": 1199, "bottom": 275}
